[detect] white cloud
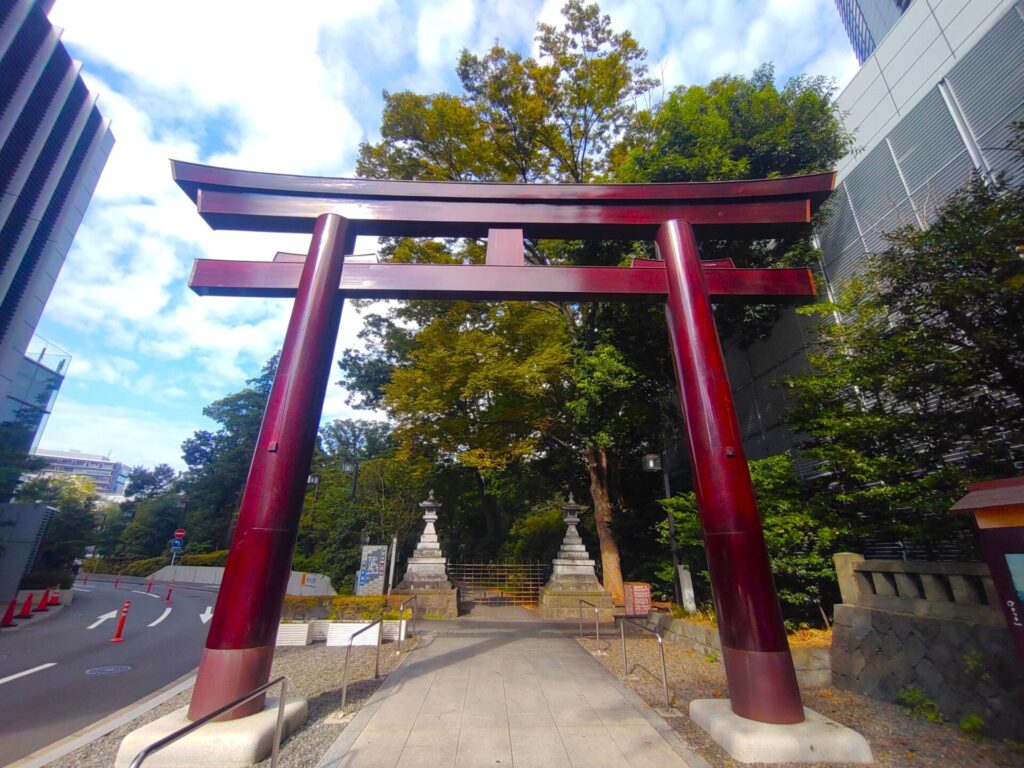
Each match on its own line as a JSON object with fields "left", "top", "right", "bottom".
{"left": 38, "top": 399, "right": 200, "bottom": 470}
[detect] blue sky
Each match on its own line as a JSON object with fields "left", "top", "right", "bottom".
{"left": 38, "top": 0, "right": 858, "bottom": 471}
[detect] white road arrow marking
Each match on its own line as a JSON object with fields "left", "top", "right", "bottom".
{"left": 148, "top": 607, "right": 172, "bottom": 627}
{"left": 0, "top": 663, "right": 57, "bottom": 686}
{"left": 200, "top": 606, "right": 213, "bottom": 624}
{"left": 132, "top": 590, "right": 160, "bottom": 599}
{"left": 88, "top": 610, "right": 118, "bottom": 629}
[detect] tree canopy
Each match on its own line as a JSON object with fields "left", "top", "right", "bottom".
{"left": 787, "top": 162, "right": 1024, "bottom": 551}
{"left": 343, "top": 1, "right": 851, "bottom": 602}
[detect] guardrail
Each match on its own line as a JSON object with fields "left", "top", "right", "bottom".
{"left": 128, "top": 676, "right": 288, "bottom": 768}
{"left": 618, "top": 618, "right": 670, "bottom": 708}
{"left": 578, "top": 599, "right": 600, "bottom": 641}
{"left": 341, "top": 619, "right": 383, "bottom": 707}
{"left": 396, "top": 595, "right": 417, "bottom": 654}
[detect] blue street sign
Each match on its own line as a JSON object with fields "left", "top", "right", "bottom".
{"left": 171, "top": 539, "right": 183, "bottom": 550}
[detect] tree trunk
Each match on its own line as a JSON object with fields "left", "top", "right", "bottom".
{"left": 473, "top": 471, "right": 502, "bottom": 541}
{"left": 584, "top": 445, "right": 624, "bottom": 603}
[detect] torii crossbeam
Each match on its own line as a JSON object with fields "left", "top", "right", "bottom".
{"left": 173, "top": 161, "right": 834, "bottom": 727}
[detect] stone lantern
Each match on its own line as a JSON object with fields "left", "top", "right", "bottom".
{"left": 393, "top": 490, "right": 458, "bottom": 618}
{"left": 538, "top": 494, "right": 614, "bottom": 620}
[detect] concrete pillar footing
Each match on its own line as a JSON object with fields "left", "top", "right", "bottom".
{"left": 114, "top": 697, "right": 307, "bottom": 768}
{"left": 689, "top": 699, "right": 873, "bottom": 764}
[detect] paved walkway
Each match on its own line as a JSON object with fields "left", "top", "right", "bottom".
{"left": 316, "top": 606, "right": 708, "bottom": 768}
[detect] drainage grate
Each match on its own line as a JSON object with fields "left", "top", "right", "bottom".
{"left": 86, "top": 665, "right": 132, "bottom": 675}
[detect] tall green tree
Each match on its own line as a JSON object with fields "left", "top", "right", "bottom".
{"left": 344, "top": 4, "right": 852, "bottom": 602}
{"left": 15, "top": 475, "right": 98, "bottom": 581}
{"left": 177, "top": 354, "right": 278, "bottom": 550}
{"left": 295, "top": 419, "right": 426, "bottom": 591}
{"left": 786, "top": 166, "right": 1024, "bottom": 549}
{"left": 347, "top": 1, "right": 660, "bottom": 600}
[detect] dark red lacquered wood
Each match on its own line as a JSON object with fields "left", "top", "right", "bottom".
{"left": 194, "top": 189, "right": 813, "bottom": 239}
{"left": 188, "top": 259, "right": 815, "bottom": 302}
{"left": 171, "top": 159, "right": 834, "bottom": 207}
{"left": 658, "top": 218, "right": 804, "bottom": 724}
{"left": 187, "top": 213, "right": 351, "bottom": 722}
{"left": 485, "top": 228, "right": 525, "bottom": 265}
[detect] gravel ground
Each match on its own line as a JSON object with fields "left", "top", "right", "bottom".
{"left": 45, "top": 638, "right": 417, "bottom": 768}
{"left": 579, "top": 637, "right": 1024, "bottom": 768}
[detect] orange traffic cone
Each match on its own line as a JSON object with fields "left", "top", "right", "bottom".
{"left": 1, "top": 598, "right": 16, "bottom": 627}
{"left": 49, "top": 586, "right": 61, "bottom": 606}
{"left": 17, "top": 593, "right": 34, "bottom": 619}
{"left": 34, "top": 589, "right": 50, "bottom": 612}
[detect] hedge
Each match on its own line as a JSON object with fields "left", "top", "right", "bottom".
{"left": 81, "top": 549, "right": 231, "bottom": 577}
{"left": 20, "top": 569, "right": 73, "bottom": 590}
{"left": 281, "top": 595, "right": 410, "bottom": 622}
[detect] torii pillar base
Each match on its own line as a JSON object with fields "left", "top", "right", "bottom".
{"left": 116, "top": 698, "right": 308, "bottom": 768}
{"left": 690, "top": 700, "right": 873, "bottom": 764}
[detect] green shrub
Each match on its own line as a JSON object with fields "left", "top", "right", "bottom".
{"left": 19, "top": 570, "right": 72, "bottom": 590}
{"left": 959, "top": 714, "right": 984, "bottom": 740}
{"left": 120, "top": 556, "right": 167, "bottom": 577}
{"left": 896, "top": 685, "right": 943, "bottom": 723}
{"left": 180, "top": 550, "right": 229, "bottom": 567}
{"left": 281, "top": 595, "right": 410, "bottom": 622}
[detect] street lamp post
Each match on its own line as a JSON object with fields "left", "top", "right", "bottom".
{"left": 643, "top": 452, "right": 683, "bottom": 606}
{"left": 342, "top": 459, "right": 359, "bottom": 499}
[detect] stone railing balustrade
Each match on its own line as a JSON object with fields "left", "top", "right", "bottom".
{"left": 833, "top": 553, "right": 1002, "bottom": 626}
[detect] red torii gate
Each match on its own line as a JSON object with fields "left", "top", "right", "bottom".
{"left": 172, "top": 161, "right": 834, "bottom": 726}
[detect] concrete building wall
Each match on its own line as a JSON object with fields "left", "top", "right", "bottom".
{"left": 0, "top": 0, "right": 112, "bottom": 440}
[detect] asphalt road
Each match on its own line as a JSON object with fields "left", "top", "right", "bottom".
{"left": 0, "top": 576, "right": 214, "bottom": 765}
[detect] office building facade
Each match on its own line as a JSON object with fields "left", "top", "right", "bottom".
{"left": 835, "top": 0, "right": 914, "bottom": 64}
{"left": 0, "top": 0, "right": 113, "bottom": 450}
{"left": 724, "top": 0, "right": 1023, "bottom": 471}
{"left": 33, "top": 448, "right": 129, "bottom": 495}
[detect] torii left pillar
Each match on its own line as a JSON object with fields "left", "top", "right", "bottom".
{"left": 188, "top": 213, "right": 350, "bottom": 720}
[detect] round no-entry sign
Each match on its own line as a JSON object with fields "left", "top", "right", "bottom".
{"left": 173, "top": 529, "right": 186, "bottom": 539}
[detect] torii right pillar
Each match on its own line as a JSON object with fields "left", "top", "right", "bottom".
{"left": 658, "top": 218, "right": 803, "bottom": 724}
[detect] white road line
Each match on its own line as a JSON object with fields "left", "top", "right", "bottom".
{"left": 147, "top": 607, "right": 172, "bottom": 627}
{"left": 0, "top": 663, "right": 57, "bottom": 686}
{"left": 88, "top": 610, "right": 117, "bottom": 629}
{"left": 131, "top": 590, "right": 161, "bottom": 599}
{"left": 72, "top": 587, "right": 93, "bottom": 592}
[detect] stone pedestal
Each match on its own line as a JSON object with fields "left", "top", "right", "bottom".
{"left": 396, "top": 491, "right": 454, "bottom": 594}
{"left": 114, "top": 697, "right": 307, "bottom": 768}
{"left": 690, "top": 700, "right": 873, "bottom": 764}
{"left": 539, "top": 495, "right": 614, "bottom": 620}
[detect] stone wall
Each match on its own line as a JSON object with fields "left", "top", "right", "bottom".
{"left": 832, "top": 553, "right": 1024, "bottom": 740}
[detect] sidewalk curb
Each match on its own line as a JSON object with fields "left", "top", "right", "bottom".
{"left": 7, "top": 668, "right": 198, "bottom": 768}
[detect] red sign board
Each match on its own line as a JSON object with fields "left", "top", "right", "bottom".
{"left": 624, "top": 582, "right": 652, "bottom": 617}
{"left": 173, "top": 529, "right": 186, "bottom": 539}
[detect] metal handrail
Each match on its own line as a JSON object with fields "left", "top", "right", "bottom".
{"left": 578, "top": 599, "right": 600, "bottom": 642}
{"left": 396, "top": 595, "right": 417, "bottom": 653}
{"left": 341, "top": 619, "right": 383, "bottom": 707}
{"left": 619, "top": 618, "right": 670, "bottom": 708}
{"left": 129, "top": 676, "right": 288, "bottom": 768}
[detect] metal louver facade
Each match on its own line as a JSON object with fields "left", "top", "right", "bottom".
{"left": 724, "top": 0, "right": 1023, "bottom": 474}
{"left": 0, "top": 0, "right": 112, "bottom": 444}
